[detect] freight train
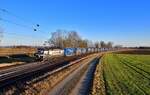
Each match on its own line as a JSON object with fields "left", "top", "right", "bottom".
{"left": 34, "top": 47, "right": 112, "bottom": 60}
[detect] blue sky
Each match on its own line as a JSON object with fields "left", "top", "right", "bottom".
{"left": 0, "top": 0, "right": 150, "bottom": 46}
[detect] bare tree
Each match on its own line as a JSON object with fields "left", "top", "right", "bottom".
{"left": 114, "top": 45, "right": 123, "bottom": 49}
{"left": 100, "top": 41, "right": 106, "bottom": 48}
{"left": 87, "top": 40, "right": 94, "bottom": 48}
{"left": 47, "top": 29, "right": 65, "bottom": 48}
{"left": 82, "top": 39, "right": 88, "bottom": 48}
{"left": 67, "top": 31, "right": 81, "bottom": 48}
{"left": 47, "top": 30, "right": 82, "bottom": 48}
{"left": 106, "top": 41, "right": 113, "bottom": 48}
{"left": 78, "top": 39, "right": 88, "bottom": 48}
{"left": 94, "top": 41, "right": 100, "bottom": 48}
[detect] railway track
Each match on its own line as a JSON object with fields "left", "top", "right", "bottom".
{"left": 0, "top": 55, "right": 83, "bottom": 86}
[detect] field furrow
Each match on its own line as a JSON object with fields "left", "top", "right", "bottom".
{"left": 93, "top": 53, "right": 150, "bottom": 95}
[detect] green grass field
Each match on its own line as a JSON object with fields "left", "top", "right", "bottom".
{"left": 102, "top": 53, "right": 150, "bottom": 95}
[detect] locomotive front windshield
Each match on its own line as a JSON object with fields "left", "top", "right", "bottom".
{"left": 37, "top": 49, "right": 44, "bottom": 54}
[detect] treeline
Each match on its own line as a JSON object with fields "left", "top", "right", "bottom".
{"left": 44, "top": 30, "right": 119, "bottom": 49}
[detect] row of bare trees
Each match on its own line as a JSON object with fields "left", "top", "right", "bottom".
{"left": 45, "top": 30, "right": 114, "bottom": 49}
{"left": 94, "top": 41, "right": 113, "bottom": 48}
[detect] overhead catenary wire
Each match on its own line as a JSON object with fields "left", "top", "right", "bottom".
{"left": 0, "top": 8, "right": 49, "bottom": 46}
{"left": 0, "top": 8, "right": 40, "bottom": 27}
{"left": 0, "top": 22, "right": 48, "bottom": 41}
{"left": 0, "top": 8, "right": 47, "bottom": 33}
{"left": 0, "top": 18, "right": 48, "bottom": 37}
{"left": 0, "top": 8, "right": 48, "bottom": 33}
{"left": 0, "top": 8, "right": 39, "bottom": 31}
{"left": 0, "top": 25, "right": 47, "bottom": 40}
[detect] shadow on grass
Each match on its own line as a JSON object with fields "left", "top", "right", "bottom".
{"left": 0, "top": 54, "right": 36, "bottom": 64}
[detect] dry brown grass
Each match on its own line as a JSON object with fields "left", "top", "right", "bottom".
{"left": 0, "top": 62, "right": 23, "bottom": 68}
{"left": 0, "top": 47, "right": 37, "bottom": 56}
{"left": 90, "top": 58, "right": 106, "bottom": 95}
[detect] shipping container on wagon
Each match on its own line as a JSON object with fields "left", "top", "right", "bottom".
{"left": 48, "top": 49, "right": 64, "bottom": 56}
{"left": 96, "top": 48, "right": 99, "bottom": 52}
{"left": 86, "top": 48, "right": 88, "bottom": 53}
{"left": 44, "top": 50, "right": 49, "bottom": 55}
{"left": 98, "top": 48, "right": 101, "bottom": 52}
{"left": 81, "top": 48, "right": 87, "bottom": 54}
{"left": 104, "top": 48, "right": 108, "bottom": 51}
{"left": 76, "top": 48, "right": 82, "bottom": 55}
{"left": 91, "top": 48, "right": 94, "bottom": 53}
{"left": 64, "top": 48, "right": 76, "bottom": 56}
{"left": 100, "top": 48, "right": 104, "bottom": 52}
{"left": 87, "top": 48, "right": 91, "bottom": 53}
{"left": 97, "top": 48, "right": 99, "bottom": 52}
{"left": 94, "top": 48, "right": 98, "bottom": 52}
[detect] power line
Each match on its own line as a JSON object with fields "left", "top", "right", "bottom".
{"left": 0, "top": 8, "right": 40, "bottom": 27}
{"left": 0, "top": 20, "right": 48, "bottom": 43}
{"left": 0, "top": 17, "right": 49, "bottom": 37}
{"left": 0, "top": 8, "right": 39, "bottom": 31}
{"left": 0, "top": 8, "right": 49, "bottom": 45}
{"left": 0, "top": 9, "right": 49, "bottom": 34}
{"left": 1, "top": 8, "right": 52, "bottom": 35}
{"left": 0, "top": 8, "right": 51, "bottom": 33}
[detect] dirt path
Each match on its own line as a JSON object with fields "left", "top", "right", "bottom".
{"left": 48, "top": 54, "right": 99, "bottom": 95}
{"left": 70, "top": 56, "right": 100, "bottom": 95}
